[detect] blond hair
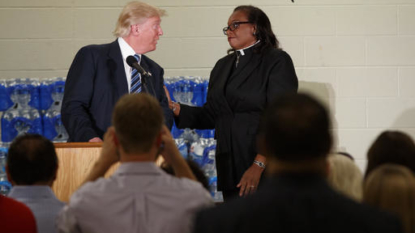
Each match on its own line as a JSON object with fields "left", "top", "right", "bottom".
{"left": 327, "top": 153, "right": 363, "bottom": 201}
{"left": 113, "top": 1, "right": 166, "bottom": 37}
{"left": 112, "top": 93, "right": 164, "bottom": 154}
{"left": 364, "top": 164, "right": 415, "bottom": 233}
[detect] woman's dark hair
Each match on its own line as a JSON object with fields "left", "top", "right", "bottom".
{"left": 161, "top": 160, "right": 209, "bottom": 190}
{"left": 228, "top": 5, "right": 280, "bottom": 54}
{"left": 365, "top": 131, "right": 415, "bottom": 179}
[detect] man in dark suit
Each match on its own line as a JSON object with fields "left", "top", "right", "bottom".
{"left": 62, "top": 1, "right": 173, "bottom": 142}
{"left": 193, "top": 93, "right": 403, "bottom": 233}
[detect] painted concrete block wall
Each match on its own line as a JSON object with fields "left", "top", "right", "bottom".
{"left": 1, "top": 0, "right": 415, "bottom": 171}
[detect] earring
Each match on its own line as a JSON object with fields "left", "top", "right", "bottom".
{"left": 253, "top": 32, "right": 256, "bottom": 36}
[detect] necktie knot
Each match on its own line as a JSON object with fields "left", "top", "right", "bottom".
{"left": 134, "top": 54, "right": 140, "bottom": 63}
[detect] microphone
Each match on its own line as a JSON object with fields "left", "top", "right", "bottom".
{"left": 126, "top": 56, "right": 152, "bottom": 77}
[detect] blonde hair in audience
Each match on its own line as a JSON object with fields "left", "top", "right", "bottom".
{"left": 364, "top": 164, "right": 415, "bottom": 233}
{"left": 113, "top": 1, "right": 166, "bottom": 37}
{"left": 327, "top": 153, "right": 363, "bottom": 201}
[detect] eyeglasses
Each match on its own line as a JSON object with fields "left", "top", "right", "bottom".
{"left": 223, "top": 21, "right": 252, "bottom": 35}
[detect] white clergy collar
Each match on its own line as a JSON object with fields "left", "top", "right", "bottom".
{"left": 236, "top": 40, "right": 260, "bottom": 56}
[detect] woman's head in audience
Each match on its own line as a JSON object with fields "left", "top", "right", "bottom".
{"left": 363, "top": 164, "right": 415, "bottom": 233}
{"left": 366, "top": 131, "right": 415, "bottom": 178}
{"left": 327, "top": 153, "right": 363, "bottom": 201}
{"left": 161, "top": 160, "right": 209, "bottom": 190}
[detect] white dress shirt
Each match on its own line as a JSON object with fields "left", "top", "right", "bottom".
{"left": 8, "top": 186, "right": 65, "bottom": 233}
{"left": 118, "top": 37, "right": 142, "bottom": 93}
{"left": 57, "top": 162, "right": 213, "bottom": 233}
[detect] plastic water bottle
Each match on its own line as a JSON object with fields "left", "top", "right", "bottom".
{"left": 172, "top": 77, "right": 183, "bottom": 103}
{"left": 182, "top": 78, "right": 194, "bottom": 105}
{"left": 202, "top": 130, "right": 223, "bottom": 202}
{"left": 0, "top": 144, "right": 12, "bottom": 196}
{"left": 28, "top": 78, "right": 41, "bottom": 111}
{"left": 191, "top": 77, "right": 204, "bottom": 107}
{"left": 42, "top": 77, "right": 68, "bottom": 142}
{"left": 164, "top": 77, "right": 176, "bottom": 102}
{"left": 40, "top": 78, "right": 54, "bottom": 111}
{"left": 0, "top": 79, "right": 13, "bottom": 111}
{"left": 189, "top": 130, "right": 209, "bottom": 167}
{"left": 202, "top": 136, "right": 216, "bottom": 175}
{"left": 202, "top": 78, "right": 209, "bottom": 104}
{"left": 1, "top": 80, "right": 43, "bottom": 142}
{"left": 171, "top": 123, "right": 188, "bottom": 159}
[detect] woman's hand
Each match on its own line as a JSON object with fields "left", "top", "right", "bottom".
{"left": 237, "top": 154, "right": 266, "bottom": 197}
{"left": 236, "top": 164, "right": 264, "bottom": 197}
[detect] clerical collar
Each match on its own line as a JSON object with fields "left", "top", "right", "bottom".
{"left": 236, "top": 40, "right": 260, "bottom": 56}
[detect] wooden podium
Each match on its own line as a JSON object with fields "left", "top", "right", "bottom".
{"left": 52, "top": 142, "right": 118, "bottom": 202}
{"left": 52, "top": 142, "right": 164, "bottom": 202}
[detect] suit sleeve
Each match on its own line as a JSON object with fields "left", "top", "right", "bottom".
{"left": 257, "top": 51, "right": 298, "bottom": 155}
{"left": 61, "top": 47, "right": 99, "bottom": 142}
{"left": 158, "top": 68, "right": 174, "bottom": 130}
{"left": 267, "top": 51, "right": 298, "bottom": 101}
{"left": 175, "top": 103, "right": 215, "bottom": 130}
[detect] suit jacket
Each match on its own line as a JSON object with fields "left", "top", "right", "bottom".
{"left": 176, "top": 47, "right": 298, "bottom": 191}
{"left": 193, "top": 173, "right": 403, "bottom": 233}
{"left": 62, "top": 40, "right": 173, "bottom": 142}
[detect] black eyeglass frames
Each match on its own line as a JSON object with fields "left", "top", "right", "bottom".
{"left": 223, "top": 21, "right": 252, "bottom": 35}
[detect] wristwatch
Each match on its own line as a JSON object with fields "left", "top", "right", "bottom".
{"left": 253, "top": 160, "right": 266, "bottom": 169}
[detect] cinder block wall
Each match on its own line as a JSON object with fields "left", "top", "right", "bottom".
{"left": 1, "top": 0, "right": 415, "bottom": 171}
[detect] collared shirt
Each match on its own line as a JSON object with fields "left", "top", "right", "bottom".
{"left": 234, "top": 40, "right": 260, "bottom": 68}
{"left": 236, "top": 40, "right": 260, "bottom": 56}
{"left": 8, "top": 186, "right": 65, "bottom": 233}
{"left": 118, "top": 37, "right": 142, "bottom": 93}
{"left": 57, "top": 162, "right": 213, "bottom": 233}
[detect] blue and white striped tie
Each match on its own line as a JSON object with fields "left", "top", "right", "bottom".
{"left": 130, "top": 54, "right": 142, "bottom": 93}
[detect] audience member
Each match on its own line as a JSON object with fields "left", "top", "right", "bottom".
{"left": 364, "top": 164, "right": 415, "bottom": 233}
{"left": 0, "top": 195, "right": 37, "bottom": 233}
{"left": 337, "top": 151, "right": 355, "bottom": 161}
{"left": 161, "top": 159, "right": 209, "bottom": 190}
{"left": 327, "top": 153, "right": 363, "bottom": 201}
{"left": 6, "top": 134, "right": 64, "bottom": 233}
{"left": 366, "top": 131, "right": 415, "bottom": 178}
{"left": 58, "top": 93, "right": 212, "bottom": 233}
{"left": 193, "top": 93, "right": 403, "bottom": 233}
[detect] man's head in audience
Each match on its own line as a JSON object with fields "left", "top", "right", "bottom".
{"left": 111, "top": 93, "right": 164, "bottom": 161}
{"left": 6, "top": 134, "right": 58, "bottom": 186}
{"left": 259, "top": 93, "right": 332, "bottom": 175}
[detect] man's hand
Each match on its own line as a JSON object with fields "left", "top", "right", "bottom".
{"left": 98, "top": 127, "right": 119, "bottom": 167}
{"left": 81, "top": 127, "right": 119, "bottom": 185}
{"left": 89, "top": 137, "right": 103, "bottom": 142}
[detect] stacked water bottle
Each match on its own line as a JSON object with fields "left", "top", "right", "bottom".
{"left": 0, "top": 77, "right": 68, "bottom": 144}
{"left": 165, "top": 76, "right": 223, "bottom": 202}
{"left": 0, "top": 142, "right": 11, "bottom": 196}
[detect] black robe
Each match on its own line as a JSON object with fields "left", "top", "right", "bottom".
{"left": 176, "top": 46, "right": 298, "bottom": 191}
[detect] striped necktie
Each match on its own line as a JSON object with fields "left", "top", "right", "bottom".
{"left": 130, "top": 54, "right": 142, "bottom": 93}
